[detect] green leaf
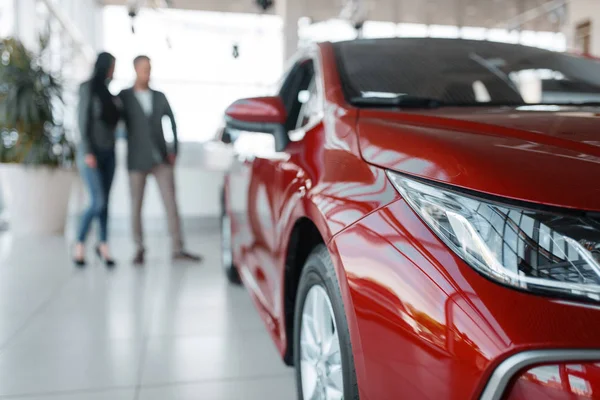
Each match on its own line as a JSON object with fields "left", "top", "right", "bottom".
{"left": 0, "top": 37, "right": 73, "bottom": 167}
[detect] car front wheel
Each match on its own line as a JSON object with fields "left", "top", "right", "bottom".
{"left": 293, "top": 245, "right": 359, "bottom": 400}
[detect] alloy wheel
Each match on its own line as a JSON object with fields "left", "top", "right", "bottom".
{"left": 300, "top": 285, "right": 344, "bottom": 400}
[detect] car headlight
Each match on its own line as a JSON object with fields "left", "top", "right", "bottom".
{"left": 387, "top": 171, "right": 600, "bottom": 302}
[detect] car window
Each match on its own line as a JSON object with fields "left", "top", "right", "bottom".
{"left": 278, "top": 60, "right": 315, "bottom": 132}
{"left": 334, "top": 38, "right": 600, "bottom": 106}
{"left": 278, "top": 64, "right": 302, "bottom": 112}
{"left": 295, "top": 77, "right": 319, "bottom": 130}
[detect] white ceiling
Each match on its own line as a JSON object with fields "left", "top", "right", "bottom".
{"left": 100, "top": 0, "right": 566, "bottom": 31}
{"left": 101, "top": 0, "right": 277, "bottom": 14}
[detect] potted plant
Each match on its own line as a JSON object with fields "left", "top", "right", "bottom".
{"left": 0, "top": 36, "right": 76, "bottom": 235}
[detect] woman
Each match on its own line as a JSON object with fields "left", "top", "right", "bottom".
{"left": 73, "top": 52, "right": 120, "bottom": 267}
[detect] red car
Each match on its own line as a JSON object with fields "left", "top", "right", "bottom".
{"left": 218, "top": 38, "right": 600, "bottom": 400}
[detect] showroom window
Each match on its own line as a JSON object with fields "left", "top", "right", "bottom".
{"left": 103, "top": 6, "right": 283, "bottom": 143}
{"left": 102, "top": 5, "right": 568, "bottom": 142}
{"left": 300, "top": 19, "right": 566, "bottom": 52}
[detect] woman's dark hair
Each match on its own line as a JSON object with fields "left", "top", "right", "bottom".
{"left": 89, "top": 52, "right": 119, "bottom": 129}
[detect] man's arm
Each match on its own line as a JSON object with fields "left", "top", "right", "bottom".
{"left": 163, "top": 93, "right": 178, "bottom": 156}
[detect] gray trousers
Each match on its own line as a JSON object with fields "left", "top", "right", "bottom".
{"left": 129, "top": 163, "right": 184, "bottom": 253}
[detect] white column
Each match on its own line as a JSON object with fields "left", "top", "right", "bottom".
{"left": 93, "top": 3, "right": 104, "bottom": 52}
{"left": 565, "top": 0, "right": 600, "bottom": 56}
{"left": 69, "top": 0, "right": 104, "bottom": 52}
{"left": 14, "top": 0, "right": 39, "bottom": 51}
{"left": 277, "top": 0, "right": 304, "bottom": 65}
{"left": 65, "top": 0, "right": 103, "bottom": 81}
{"left": 0, "top": 0, "right": 16, "bottom": 37}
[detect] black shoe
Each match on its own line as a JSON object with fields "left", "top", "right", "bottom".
{"left": 73, "top": 257, "right": 86, "bottom": 268}
{"left": 96, "top": 246, "right": 116, "bottom": 267}
{"left": 173, "top": 250, "right": 203, "bottom": 263}
{"left": 133, "top": 249, "right": 145, "bottom": 265}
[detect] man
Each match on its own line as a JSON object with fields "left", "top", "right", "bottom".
{"left": 119, "top": 55, "right": 201, "bottom": 264}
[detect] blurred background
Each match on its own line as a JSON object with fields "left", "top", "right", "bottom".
{"left": 0, "top": 0, "right": 588, "bottom": 231}
{"left": 0, "top": 1, "right": 598, "bottom": 399}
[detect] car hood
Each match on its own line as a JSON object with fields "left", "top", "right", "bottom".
{"left": 358, "top": 106, "right": 600, "bottom": 211}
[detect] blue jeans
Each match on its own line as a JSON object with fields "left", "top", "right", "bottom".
{"left": 76, "top": 149, "right": 116, "bottom": 243}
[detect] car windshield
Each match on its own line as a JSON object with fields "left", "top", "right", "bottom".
{"left": 333, "top": 38, "right": 600, "bottom": 107}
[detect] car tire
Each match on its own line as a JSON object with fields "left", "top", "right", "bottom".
{"left": 293, "top": 244, "right": 359, "bottom": 400}
{"left": 220, "top": 194, "right": 241, "bottom": 285}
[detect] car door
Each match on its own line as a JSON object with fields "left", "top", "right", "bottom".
{"left": 228, "top": 59, "right": 317, "bottom": 323}
{"left": 274, "top": 67, "right": 322, "bottom": 210}
{"left": 227, "top": 127, "right": 270, "bottom": 263}
{"left": 237, "top": 129, "right": 280, "bottom": 316}
{"left": 252, "top": 59, "right": 319, "bottom": 321}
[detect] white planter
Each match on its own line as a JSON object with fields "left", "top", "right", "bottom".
{"left": 0, "top": 164, "right": 76, "bottom": 235}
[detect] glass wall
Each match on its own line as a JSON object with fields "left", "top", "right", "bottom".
{"left": 103, "top": 5, "right": 568, "bottom": 142}
{"left": 299, "top": 20, "right": 567, "bottom": 52}
{"left": 103, "top": 6, "right": 283, "bottom": 143}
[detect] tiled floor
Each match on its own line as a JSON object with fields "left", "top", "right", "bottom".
{"left": 0, "top": 225, "right": 295, "bottom": 399}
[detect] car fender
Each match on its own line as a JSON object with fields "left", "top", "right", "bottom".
{"left": 276, "top": 190, "right": 368, "bottom": 395}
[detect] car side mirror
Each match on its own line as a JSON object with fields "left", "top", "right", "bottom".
{"left": 224, "top": 96, "right": 289, "bottom": 152}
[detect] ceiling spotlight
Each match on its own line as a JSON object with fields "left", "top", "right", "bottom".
{"left": 127, "top": 0, "right": 140, "bottom": 17}
{"left": 127, "top": 0, "right": 140, "bottom": 33}
{"left": 255, "top": 0, "right": 274, "bottom": 12}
